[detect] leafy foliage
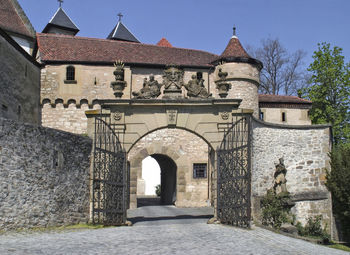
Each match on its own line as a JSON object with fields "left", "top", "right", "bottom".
{"left": 296, "top": 215, "right": 330, "bottom": 242}
{"left": 248, "top": 37, "right": 307, "bottom": 95}
{"left": 260, "top": 190, "right": 292, "bottom": 229}
{"left": 155, "top": 184, "right": 161, "bottom": 197}
{"left": 326, "top": 146, "right": 350, "bottom": 239}
{"left": 302, "top": 42, "right": 350, "bottom": 146}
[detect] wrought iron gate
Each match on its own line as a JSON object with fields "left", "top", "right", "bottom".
{"left": 217, "top": 114, "right": 252, "bottom": 228}
{"left": 92, "top": 117, "right": 127, "bottom": 225}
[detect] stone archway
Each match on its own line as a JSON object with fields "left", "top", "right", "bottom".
{"left": 128, "top": 144, "right": 190, "bottom": 209}
{"left": 86, "top": 99, "right": 251, "bottom": 222}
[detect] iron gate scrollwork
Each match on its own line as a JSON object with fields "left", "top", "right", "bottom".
{"left": 217, "top": 114, "right": 252, "bottom": 228}
{"left": 92, "top": 117, "right": 127, "bottom": 225}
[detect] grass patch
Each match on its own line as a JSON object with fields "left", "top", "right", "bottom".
{"left": 1, "top": 223, "right": 110, "bottom": 235}
{"left": 59, "top": 223, "right": 106, "bottom": 230}
{"left": 328, "top": 243, "right": 350, "bottom": 252}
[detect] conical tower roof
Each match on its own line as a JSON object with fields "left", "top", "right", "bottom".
{"left": 156, "top": 38, "right": 172, "bottom": 47}
{"left": 107, "top": 14, "right": 140, "bottom": 43}
{"left": 42, "top": 7, "right": 79, "bottom": 35}
{"left": 220, "top": 35, "right": 251, "bottom": 59}
{"left": 213, "top": 27, "right": 262, "bottom": 70}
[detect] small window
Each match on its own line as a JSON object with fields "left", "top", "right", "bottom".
{"left": 259, "top": 111, "right": 264, "bottom": 121}
{"left": 282, "top": 112, "right": 286, "bottom": 122}
{"left": 65, "top": 66, "right": 76, "bottom": 82}
{"left": 193, "top": 163, "right": 207, "bottom": 178}
{"left": 196, "top": 72, "right": 203, "bottom": 80}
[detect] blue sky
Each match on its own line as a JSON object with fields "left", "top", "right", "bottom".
{"left": 18, "top": 0, "right": 350, "bottom": 68}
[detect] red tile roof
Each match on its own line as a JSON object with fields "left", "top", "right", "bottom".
{"left": 0, "top": 0, "right": 35, "bottom": 38}
{"left": 259, "top": 94, "right": 312, "bottom": 104}
{"left": 157, "top": 38, "right": 173, "bottom": 47}
{"left": 220, "top": 36, "right": 251, "bottom": 59}
{"left": 212, "top": 35, "right": 262, "bottom": 70}
{"left": 37, "top": 33, "right": 217, "bottom": 67}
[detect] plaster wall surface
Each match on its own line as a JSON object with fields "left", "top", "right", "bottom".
{"left": 0, "top": 34, "right": 40, "bottom": 124}
{"left": 260, "top": 107, "right": 311, "bottom": 125}
{"left": 0, "top": 118, "right": 92, "bottom": 230}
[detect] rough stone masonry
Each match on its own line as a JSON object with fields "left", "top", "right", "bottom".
{"left": 0, "top": 118, "right": 92, "bottom": 230}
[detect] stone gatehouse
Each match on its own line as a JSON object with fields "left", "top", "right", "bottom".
{"left": 0, "top": 0, "right": 335, "bottom": 237}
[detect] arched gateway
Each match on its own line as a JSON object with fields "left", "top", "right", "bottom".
{"left": 86, "top": 98, "right": 253, "bottom": 228}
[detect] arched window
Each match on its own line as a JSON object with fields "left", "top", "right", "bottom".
{"left": 66, "top": 66, "right": 75, "bottom": 81}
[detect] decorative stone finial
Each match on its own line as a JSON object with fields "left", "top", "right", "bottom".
{"left": 233, "top": 25, "right": 236, "bottom": 36}
{"left": 58, "top": 0, "right": 63, "bottom": 7}
{"left": 118, "top": 12, "right": 123, "bottom": 22}
{"left": 215, "top": 68, "right": 231, "bottom": 98}
{"left": 110, "top": 60, "right": 127, "bottom": 98}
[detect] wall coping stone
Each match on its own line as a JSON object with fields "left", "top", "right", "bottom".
{"left": 252, "top": 116, "right": 331, "bottom": 130}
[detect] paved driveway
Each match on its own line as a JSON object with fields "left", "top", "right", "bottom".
{"left": 0, "top": 206, "right": 347, "bottom": 255}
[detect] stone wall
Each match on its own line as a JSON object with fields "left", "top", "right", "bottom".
{"left": 128, "top": 128, "right": 210, "bottom": 208}
{"left": 42, "top": 101, "right": 100, "bottom": 134}
{"left": 0, "top": 118, "right": 92, "bottom": 230}
{"left": 210, "top": 63, "right": 260, "bottom": 117}
{"left": 251, "top": 118, "right": 332, "bottom": 231}
{"left": 0, "top": 31, "right": 41, "bottom": 125}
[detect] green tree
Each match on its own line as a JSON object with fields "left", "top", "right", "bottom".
{"left": 304, "top": 42, "right": 350, "bottom": 146}
{"left": 326, "top": 147, "right": 350, "bottom": 240}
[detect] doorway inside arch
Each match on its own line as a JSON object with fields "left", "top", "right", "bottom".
{"left": 138, "top": 154, "right": 177, "bottom": 207}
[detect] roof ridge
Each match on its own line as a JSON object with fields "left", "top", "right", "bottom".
{"left": 36, "top": 33, "right": 218, "bottom": 56}
{"left": 7, "top": 0, "right": 36, "bottom": 38}
{"left": 258, "top": 94, "right": 312, "bottom": 103}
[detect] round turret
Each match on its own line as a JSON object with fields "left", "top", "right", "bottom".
{"left": 212, "top": 29, "right": 262, "bottom": 117}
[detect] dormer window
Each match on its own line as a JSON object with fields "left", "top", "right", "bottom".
{"left": 64, "top": 66, "right": 77, "bottom": 84}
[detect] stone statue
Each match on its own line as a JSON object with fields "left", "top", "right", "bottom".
{"left": 184, "top": 74, "right": 211, "bottom": 98}
{"left": 148, "top": 75, "right": 161, "bottom": 98}
{"left": 162, "top": 65, "right": 184, "bottom": 98}
{"left": 132, "top": 75, "right": 161, "bottom": 99}
{"left": 273, "top": 158, "right": 288, "bottom": 195}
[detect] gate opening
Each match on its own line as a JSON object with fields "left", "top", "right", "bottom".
{"left": 137, "top": 154, "right": 177, "bottom": 207}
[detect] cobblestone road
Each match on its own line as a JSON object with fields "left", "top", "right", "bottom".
{"left": 0, "top": 206, "right": 347, "bottom": 255}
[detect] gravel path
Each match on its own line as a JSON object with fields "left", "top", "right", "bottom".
{"left": 0, "top": 206, "right": 347, "bottom": 255}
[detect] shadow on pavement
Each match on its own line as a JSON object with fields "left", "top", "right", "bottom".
{"left": 137, "top": 197, "right": 161, "bottom": 207}
{"left": 129, "top": 214, "right": 213, "bottom": 224}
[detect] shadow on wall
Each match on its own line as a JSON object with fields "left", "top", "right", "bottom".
{"left": 152, "top": 154, "right": 177, "bottom": 205}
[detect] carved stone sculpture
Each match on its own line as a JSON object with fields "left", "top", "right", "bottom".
{"left": 162, "top": 65, "right": 184, "bottom": 99}
{"left": 214, "top": 68, "right": 231, "bottom": 98}
{"left": 132, "top": 75, "right": 161, "bottom": 99}
{"left": 184, "top": 75, "right": 211, "bottom": 98}
{"left": 110, "top": 60, "right": 127, "bottom": 98}
{"left": 273, "top": 158, "right": 288, "bottom": 195}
